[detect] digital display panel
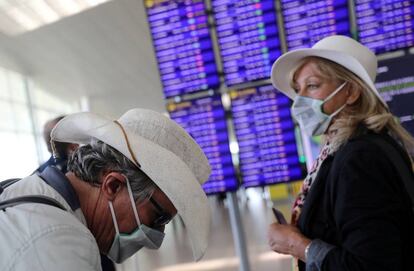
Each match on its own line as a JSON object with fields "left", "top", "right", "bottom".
{"left": 230, "top": 84, "right": 305, "bottom": 188}
{"left": 167, "top": 95, "right": 238, "bottom": 194}
{"left": 356, "top": 0, "right": 414, "bottom": 54}
{"left": 145, "top": 0, "right": 220, "bottom": 98}
{"left": 212, "top": 0, "right": 282, "bottom": 86}
{"left": 376, "top": 54, "right": 414, "bottom": 136}
{"left": 281, "top": 0, "right": 351, "bottom": 50}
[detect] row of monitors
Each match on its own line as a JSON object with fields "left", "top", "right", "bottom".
{"left": 145, "top": 0, "right": 414, "bottom": 98}
{"left": 167, "top": 53, "right": 414, "bottom": 195}
{"left": 376, "top": 54, "right": 414, "bottom": 136}
{"left": 167, "top": 85, "right": 306, "bottom": 194}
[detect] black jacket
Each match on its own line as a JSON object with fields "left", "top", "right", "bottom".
{"left": 298, "top": 130, "right": 414, "bottom": 271}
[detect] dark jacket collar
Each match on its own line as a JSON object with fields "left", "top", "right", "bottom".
{"left": 38, "top": 166, "right": 80, "bottom": 211}
{"left": 36, "top": 156, "right": 68, "bottom": 175}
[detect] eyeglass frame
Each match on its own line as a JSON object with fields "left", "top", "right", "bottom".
{"left": 148, "top": 197, "right": 174, "bottom": 228}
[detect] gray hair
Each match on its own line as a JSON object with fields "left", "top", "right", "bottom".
{"left": 67, "top": 139, "right": 156, "bottom": 202}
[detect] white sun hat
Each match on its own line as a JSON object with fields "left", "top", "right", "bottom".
{"left": 51, "top": 108, "right": 211, "bottom": 261}
{"left": 271, "top": 35, "right": 387, "bottom": 107}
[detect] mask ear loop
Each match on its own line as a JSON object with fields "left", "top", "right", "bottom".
{"left": 325, "top": 82, "right": 347, "bottom": 102}
{"left": 109, "top": 202, "right": 120, "bottom": 234}
{"left": 125, "top": 176, "right": 142, "bottom": 227}
{"left": 321, "top": 81, "right": 348, "bottom": 114}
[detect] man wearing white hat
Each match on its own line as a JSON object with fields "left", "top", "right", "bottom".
{"left": 0, "top": 108, "right": 211, "bottom": 270}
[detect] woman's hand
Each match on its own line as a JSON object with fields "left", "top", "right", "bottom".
{"left": 267, "top": 223, "right": 311, "bottom": 261}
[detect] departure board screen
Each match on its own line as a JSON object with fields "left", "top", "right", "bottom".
{"left": 376, "top": 54, "right": 414, "bottom": 136}
{"left": 212, "top": 0, "right": 282, "bottom": 86}
{"left": 281, "top": 0, "right": 351, "bottom": 50}
{"left": 356, "top": 0, "right": 414, "bottom": 54}
{"left": 167, "top": 96, "right": 238, "bottom": 194}
{"left": 230, "top": 85, "right": 305, "bottom": 188}
{"left": 145, "top": 0, "right": 220, "bottom": 98}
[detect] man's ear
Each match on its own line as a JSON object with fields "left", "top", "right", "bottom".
{"left": 346, "top": 85, "right": 361, "bottom": 105}
{"left": 101, "top": 172, "right": 126, "bottom": 201}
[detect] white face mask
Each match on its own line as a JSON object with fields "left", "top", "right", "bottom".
{"left": 291, "top": 82, "right": 347, "bottom": 137}
{"left": 107, "top": 178, "right": 165, "bottom": 263}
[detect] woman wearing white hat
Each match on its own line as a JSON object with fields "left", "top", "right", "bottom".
{"left": 267, "top": 35, "right": 414, "bottom": 270}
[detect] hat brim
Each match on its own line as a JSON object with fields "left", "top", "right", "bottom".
{"left": 51, "top": 112, "right": 211, "bottom": 261}
{"left": 271, "top": 49, "right": 387, "bottom": 107}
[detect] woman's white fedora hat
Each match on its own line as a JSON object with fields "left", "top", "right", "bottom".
{"left": 271, "top": 35, "right": 387, "bottom": 107}
{"left": 51, "top": 108, "right": 211, "bottom": 261}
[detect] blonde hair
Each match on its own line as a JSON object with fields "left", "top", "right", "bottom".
{"left": 291, "top": 56, "right": 414, "bottom": 157}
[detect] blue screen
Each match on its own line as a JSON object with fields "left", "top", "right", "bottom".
{"left": 230, "top": 84, "right": 305, "bottom": 187}
{"left": 168, "top": 95, "right": 238, "bottom": 194}
{"left": 376, "top": 54, "right": 414, "bottom": 136}
{"left": 281, "top": 0, "right": 351, "bottom": 50}
{"left": 356, "top": 0, "right": 414, "bottom": 54}
{"left": 212, "top": 0, "right": 281, "bottom": 86}
{"left": 145, "top": 0, "right": 220, "bottom": 98}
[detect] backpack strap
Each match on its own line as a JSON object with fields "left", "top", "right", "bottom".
{"left": 0, "top": 178, "right": 21, "bottom": 194}
{"left": 367, "top": 136, "right": 414, "bottom": 213}
{"left": 0, "top": 173, "right": 69, "bottom": 212}
{"left": 0, "top": 195, "right": 66, "bottom": 211}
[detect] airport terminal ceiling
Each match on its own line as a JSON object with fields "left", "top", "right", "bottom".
{"left": 0, "top": 0, "right": 167, "bottom": 115}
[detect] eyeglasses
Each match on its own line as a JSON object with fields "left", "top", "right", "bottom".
{"left": 149, "top": 197, "right": 173, "bottom": 227}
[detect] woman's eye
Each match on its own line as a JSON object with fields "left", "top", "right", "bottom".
{"left": 307, "top": 84, "right": 319, "bottom": 89}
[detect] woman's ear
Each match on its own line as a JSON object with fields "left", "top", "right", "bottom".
{"left": 101, "top": 172, "right": 126, "bottom": 201}
{"left": 346, "top": 85, "right": 361, "bottom": 105}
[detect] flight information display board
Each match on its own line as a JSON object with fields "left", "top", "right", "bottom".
{"left": 355, "top": 0, "right": 414, "bottom": 54}
{"left": 230, "top": 84, "right": 305, "bottom": 188}
{"left": 376, "top": 54, "right": 414, "bottom": 136}
{"left": 212, "top": 0, "right": 282, "bottom": 86}
{"left": 167, "top": 96, "right": 238, "bottom": 194}
{"left": 281, "top": 0, "right": 351, "bottom": 50}
{"left": 145, "top": 0, "right": 220, "bottom": 98}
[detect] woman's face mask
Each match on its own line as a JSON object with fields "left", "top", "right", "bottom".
{"left": 291, "top": 82, "right": 347, "bottom": 137}
{"left": 107, "top": 178, "right": 165, "bottom": 263}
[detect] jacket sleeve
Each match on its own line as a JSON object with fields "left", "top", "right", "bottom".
{"left": 321, "top": 144, "right": 408, "bottom": 271}
{"left": 14, "top": 225, "right": 102, "bottom": 271}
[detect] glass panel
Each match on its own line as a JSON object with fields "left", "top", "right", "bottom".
{"left": 11, "top": 103, "right": 32, "bottom": 133}
{"left": 0, "top": 131, "right": 38, "bottom": 179}
{"left": 7, "top": 71, "right": 27, "bottom": 104}
{"left": 17, "top": 133, "right": 39, "bottom": 175}
{"left": 0, "top": 68, "right": 9, "bottom": 100}
{"left": 0, "top": 100, "right": 14, "bottom": 131}
{"left": 32, "top": 86, "right": 61, "bottom": 110}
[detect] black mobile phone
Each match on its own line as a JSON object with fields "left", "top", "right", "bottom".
{"left": 272, "top": 207, "right": 287, "bottom": 224}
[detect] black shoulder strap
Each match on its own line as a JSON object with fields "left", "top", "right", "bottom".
{"left": 368, "top": 136, "right": 414, "bottom": 212}
{"left": 0, "top": 178, "right": 67, "bottom": 211}
{"left": 0, "top": 178, "right": 21, "bottom": 194}
{"left": 0, "top": 195, "right": 66, "bottom": 211}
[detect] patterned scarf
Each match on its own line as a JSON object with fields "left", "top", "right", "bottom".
{"left": 291, "top": 140, "right": 336, "bottom": 225}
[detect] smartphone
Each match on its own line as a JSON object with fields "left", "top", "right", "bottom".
{"left": 272, "top": 207, "right": 287, "bottom": 224}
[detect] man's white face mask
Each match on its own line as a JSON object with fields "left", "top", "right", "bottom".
{"left": 291, "top": 82, "right": 347, "bottom": 137}
{"left": 107, "top": 178, "right": 165, "bottom": 263}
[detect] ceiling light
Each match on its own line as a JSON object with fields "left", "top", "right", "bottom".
{"left": 0, "top": 0, "right": 112, "bottom": 36}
